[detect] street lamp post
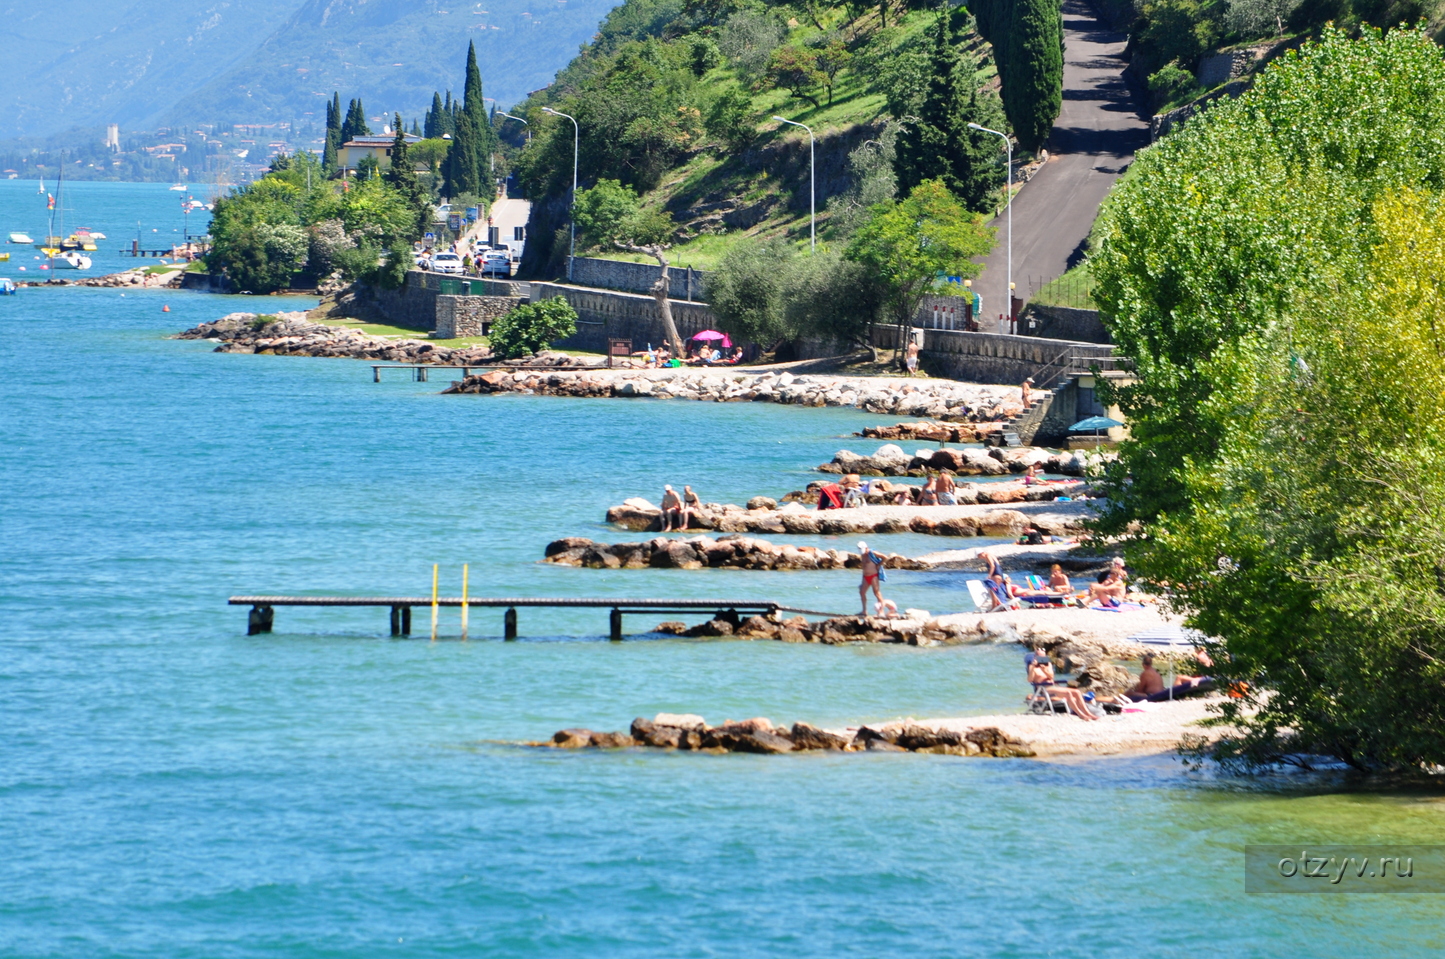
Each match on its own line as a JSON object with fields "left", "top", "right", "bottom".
{"left": 542, "top": 107, "right": 579, "bottom": 281}
{"left": 498, "top": 112, "right": 530, "bottom": 144}
{"left": 967, "top": 122, "right": 1013, "bottom": 333}
{"left": 772, "top": 116, "right": 815, "bottom": 252}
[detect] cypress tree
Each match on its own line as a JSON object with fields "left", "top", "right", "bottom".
{"left": 894, "top": 14, "right": 1007, "bottom": 212}
{"left": 323, "top": 92, "right": 343, "bottom": 173}
{"left": 410, "top": 118, "right": 421, "bottom": 136}
{"left": 425, "top": 92, "right": 445, "bottom": 138}
{"left": 445, "top": 110, "right": 480, "bottom": 198}
{"left": 461, "top": 40, "right": 497, "bottom": 186}
{"left": 387, "top": 114, "right": 430, "bottom": 234}
{"left": 998, "top": 0, "right": 1062, "bottom": 153}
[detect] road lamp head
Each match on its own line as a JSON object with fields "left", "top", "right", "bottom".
{"left": 967, "top": 122, "right": 983, "bottom": 131}
{"left": 771, "top": 116, "right": 787, "bottom": 123}
{"left": 541, "top": 107, "right": 562, "bottom": 117}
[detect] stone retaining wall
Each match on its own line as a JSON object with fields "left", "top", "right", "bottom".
{"left": 569, "top": 256, "right": 712, "bottom": 301}
{"left": 532, "top": 282, "right": 718, "bottom": 353}
{"left": 874, "top": 325, "right": 1116, "bottom": 386}
{"left": 1020, "top": 304, "right": 1110, "bottom": 344}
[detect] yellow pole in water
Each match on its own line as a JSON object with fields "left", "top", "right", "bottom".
{"left": 430, "top": 563, "right": 439, "bottom": 641}
{"left": 460, "top": 564, "right": 469, "bottom": 641}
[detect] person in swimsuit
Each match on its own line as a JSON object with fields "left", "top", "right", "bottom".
{"left": 660, "top": 485, "right": 684, "bottom": 532}
{"left": 1124, "top": 654, "right": 1167, "bottom": 701}
{"left": 918, "top": 476, "right": 939, "bottom": 506}
{"left": 681, "top": 485, "right": 701, "bottom": 528}
{"left": 905, "top": 339, "right": 920, "bottom": 375}
{"left": 936, "top": 472, "right": 957, "bottom": 505}
{"left": 1047, "top": 563, "right": 1071, "bottom": 592}
{"left": 1026, "top": 649, "right": 1100, "bottom": 720}
{"left": 858, "top": 541, "right": 886, "bottom": 616}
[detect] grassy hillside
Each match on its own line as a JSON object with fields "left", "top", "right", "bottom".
{"left": 508, "top": 0, "right": 1007, "bottom": 273}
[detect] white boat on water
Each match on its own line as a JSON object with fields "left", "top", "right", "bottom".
{"left": 169, "top": 184, "right": 187, "bottom": 191}
{"left": 48, "top": 250, "right": 92, "bottom": 270}
{"left": 8, "top": 232, "right": 33, "bottom": 244}
{"left": 0, "top": 277, "right": 17, "bottom": 295}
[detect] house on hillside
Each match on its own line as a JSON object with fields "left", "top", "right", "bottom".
{"left": 337, "top": 134, "right": 421, "bottom": 173}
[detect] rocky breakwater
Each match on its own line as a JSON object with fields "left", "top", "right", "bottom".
{"left": 175, "top": 312, "right": 494, "bottom": 364}
{"left": 820, "top": 443, "right": 1099, "bottom": 478}
{"left": 605, "top": 495, "right": 1093, "bottom": 539}
{"left": 80, "top": 266, "right": 186, "bottom": 289}
{"left": 543, "top": 713, "right": 1032, "bottom": 757}
{"left": 858, "top": 421, "right": 994, "bottom": 442}
{"left": 543, "top": 534, "right": 926, "bottom": 571}
{"left": 443, "top": 368, "right": 1025, "bottom": 419}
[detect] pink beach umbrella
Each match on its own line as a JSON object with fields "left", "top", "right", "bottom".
{"left": 690, "top": 329, "right": 732, "bottom": 349}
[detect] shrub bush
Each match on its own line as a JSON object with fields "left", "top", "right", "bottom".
{"left": 488, "top": 297, "right": 579, "bottom": 357}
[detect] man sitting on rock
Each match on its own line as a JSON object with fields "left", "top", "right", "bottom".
{"left": 1123, "top": 654, "right": 1166, "bottom": 701}
{"left": 660, "top": 485, "right": 684, "bottom": 532}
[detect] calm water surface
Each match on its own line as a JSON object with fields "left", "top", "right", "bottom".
{"left": 2, "top": 184, "right": 1443, "bottom": 957}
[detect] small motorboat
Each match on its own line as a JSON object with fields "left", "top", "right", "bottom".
{"left": 0, "top": 277, "right": 17, "bottom": 294}
{"left": 0, "top": 252, "right": 10, "bottom": 261}
{"left": 169, "top": 184, "right": 187, "bottom": 191}
{"left": 48, "top": 250, "right": 92, "bottom": 270}
{"left": 8, "top": 232, "right": 32, "bottom": 244}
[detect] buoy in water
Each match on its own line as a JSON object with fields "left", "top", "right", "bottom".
{"left": 162, "top": 305, "right": 170, "bottom": 312}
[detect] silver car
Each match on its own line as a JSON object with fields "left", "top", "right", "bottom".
{"left": 479, "top": 251, "right": 511, "bottom": 277}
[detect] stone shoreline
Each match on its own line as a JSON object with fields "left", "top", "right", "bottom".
{"left": 543, "top": 534, "right": 1111, "bottom": 575}
{"left": 539, "top": 696, "right": 1226, "bottom": 759}
{"left": 605, "top": 498, "right": 1095, "bottom": 538}
{"left": 443, "top": 368, "right": 1028, "bottom": 422}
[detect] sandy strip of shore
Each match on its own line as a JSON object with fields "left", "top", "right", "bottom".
{"left": 844, "top": 697, "right": 1228, "bottom": 758}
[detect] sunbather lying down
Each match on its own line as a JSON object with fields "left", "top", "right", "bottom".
{"left": 1026, "top": 650, "right": 1102, "bottom": 721}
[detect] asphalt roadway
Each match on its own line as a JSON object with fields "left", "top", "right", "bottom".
{"left": 971, "top": 0, "right": 1150, "bottom": 329}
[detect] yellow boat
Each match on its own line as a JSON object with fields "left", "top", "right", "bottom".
{"left": 0, "top": 252, "right": 9, "bottom": 261}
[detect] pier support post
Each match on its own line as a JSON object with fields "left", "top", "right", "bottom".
{"left": 504, "top": 607, "right": 517, "bottom": 641}
{"left": 390, "top": 605, "right": 402, "bottom": 636}
{"left": 373, "top": 366, "right": 381, "bottom": 383}
{"left": 247, "top": 604, "right": 274, "bottom": 636}
{"left": 401, "top": 606, "right": 412, "bottom": 636}
{"left": 610, "top": 608, "right": 623, "bottom": 642}
{"left": 418, "top": 366, "right": 429, "bottom": 383}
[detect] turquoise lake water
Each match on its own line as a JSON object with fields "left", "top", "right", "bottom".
{"left": 3, "top": 183, "right": 1444, "bottom": 956}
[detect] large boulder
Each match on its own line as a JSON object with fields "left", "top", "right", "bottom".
{"left": 960, "top": 448, "right": 1009, "bottom": 475}
{"left": 746, "top": 496, "right": 778, "bottom": 511}
{"left": 978, "top": 509, "right": 1029, "bottom": 538}
{"left": 870, "top": 444, "right": 911, "bottom": 472}
{"left": 790, "top": 722, "right": 852, "bottom": 750}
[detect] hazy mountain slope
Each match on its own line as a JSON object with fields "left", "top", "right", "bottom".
{"left": 166, "top": 0, "right": 621, "bottom": 131}
{"left": 0, "top": 0, "right": 299, "bottom": 138}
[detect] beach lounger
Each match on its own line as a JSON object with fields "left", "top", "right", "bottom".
{"left": 1027, "top": 683, "right": 1068, "bottom": 715}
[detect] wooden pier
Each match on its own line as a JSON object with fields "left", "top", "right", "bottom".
{"left": 229, "top": 595, "right": 846, "bottom": 640}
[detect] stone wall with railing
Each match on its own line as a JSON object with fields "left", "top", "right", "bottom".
{"left": 568, "top": 257, "right": 711, "bottom": 301}
{"left": 874, "top": 324, "right": 1116, "bottom": 386}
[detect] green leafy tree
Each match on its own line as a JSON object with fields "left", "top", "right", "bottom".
{"left": 827, "top": 124, "right": 898, "bottom": 237}
{"left": 845, "top": 179, "right": 993, "bottom": 365}
{"left": 709, "top": 240, "right": 796, "bottom": 347}
{"left": 1091, "top": 24, "right": 1445, "bottom": 534}
{"left": 1147, "top": 61, "right": 1201, "bottom": 108}
{"left": 488, "top": 296, "right": 580, "bottom": 358}
{"left": 780, "top": 249, "right": 883, "bottom": 352}
{"left": 895, "top": 13, "right": 1008, "bottom": 212}
{"left": 215, "top": 223, "right": 308, "bottom": 293}
{"left": 810, "top": 36, "right": 852, "bottom": 107}
{"left": 769, "top": 45, "right": 824, "bottom": 108}
{"left": 994, "top": 0, "right": 1063, "bottom": 153}
{"left": 1138, "top": 0, "right": 1221, "bottom": 74}
{"left": 704, "top": 87, "right": 757, "bottom": 150}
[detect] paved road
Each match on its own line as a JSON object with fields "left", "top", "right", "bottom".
{"left": 971, "top": 0, "right": 1150, "bottom": 329}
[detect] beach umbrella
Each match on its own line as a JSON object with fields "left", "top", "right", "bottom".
{"left": 1068, "top": 415, "right": 1124, "bottom": 432}
{"left": 1127, "top": 625, "right": 1206, "bottom": 699}
{"left": 690, "top": 330, "right": 728, "bottom": 340}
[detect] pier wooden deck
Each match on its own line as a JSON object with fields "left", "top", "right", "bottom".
{"left": 229, "top": 595, "right": 846, "bottom": 640}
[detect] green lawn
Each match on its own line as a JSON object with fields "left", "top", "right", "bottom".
{"left": 319, "top": 318, "right": 490, "bottom": 348}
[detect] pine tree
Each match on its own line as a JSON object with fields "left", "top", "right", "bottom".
{"left": 425, "top": 92, "right": 445, "bottom": 138}
{"left": 998, "top": 0, "right": 1062, "bottom": 153}
{"left": 386, "top": 114, "right": 430, "bottom": 235}
{"left": 894, "top": 14, "right": 1007, "bottom": 212}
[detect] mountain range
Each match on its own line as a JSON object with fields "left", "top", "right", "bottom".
{"left": 0, "top": 0, "right": 619, "bottom": 140}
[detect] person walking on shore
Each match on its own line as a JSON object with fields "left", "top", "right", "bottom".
{"left": 661, "top": 485, "right": 684, "bottom": 532}
{"left": 905, "top": 339, "right": 920, "bottom": 376}
{"left": 858, "top": 541, "right": 886, "bottom": 617}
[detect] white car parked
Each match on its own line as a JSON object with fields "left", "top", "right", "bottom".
{"left": 479, "top": 250, "right": 512, "bottom": 277}
{"left": 430, "top": 252, "right": 464, "bottom": 274}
